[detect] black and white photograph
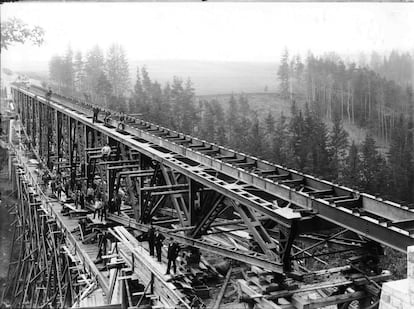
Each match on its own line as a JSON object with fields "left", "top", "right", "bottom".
{"left": 0, "top": 2, "right": 414, "bottom": 308}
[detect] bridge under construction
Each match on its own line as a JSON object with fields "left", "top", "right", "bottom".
{"left": 1, "top": 83, "right": 414, "bottom": 309}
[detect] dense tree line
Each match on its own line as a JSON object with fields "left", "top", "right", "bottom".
{"left": 277, "top": 50, "right": 414, "bottom": 143}
{"left": 130, "top": 68, "right": 199, "bottom": 135}
{"left": 370, "top": 51, "right": 413, "bottom": 89}
{"left": 129, "top": 69, "right": 413, "bottom": 205}
{"left": 48, "top": 44, "right": 130, "bottom": 109}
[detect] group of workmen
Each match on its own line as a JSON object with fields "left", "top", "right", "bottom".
{"left": 42, "top": 167, "right": 79, "bottom": 204}
{"left": 146, "top": 225, "right": 181, "bottom": 275}
{"left": 40, "top": 160, "right": 124, "bottom": 222}
{"left": 91, "top": 106, "right": 126, "bottom": 132}
{"left": 42, "top": 165, "right": 182, "bottom": 274}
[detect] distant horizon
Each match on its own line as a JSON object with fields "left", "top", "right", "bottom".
{"left": 5, "top": 47, "right": 414, "bottom": 72}
{"left": 4, "top": 49, "right": 413, "bottom": 96}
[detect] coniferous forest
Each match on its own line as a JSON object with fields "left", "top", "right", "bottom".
{"left": 47, "top": 46, "right": 414, "bottom": 206}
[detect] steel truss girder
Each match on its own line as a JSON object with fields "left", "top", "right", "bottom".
{"left": 12, "top": 85, "right": 414, "bottom": 253}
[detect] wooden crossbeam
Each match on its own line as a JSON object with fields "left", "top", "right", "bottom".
{"left": 97, "top": 160, "right": 139, "bottom": 166}
{"left": 141, "top": 184, "right": 189, "bottom": 192}
{"left": 106, "top": 164, "right": 142, "bottom": 170}
{"left": 151, "top": 189, "right": 189, "bottom": 196}
{"left": 118, "top": 171, "right": 153, "bottom": 177}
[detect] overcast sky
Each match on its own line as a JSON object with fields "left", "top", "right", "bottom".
{"left": 1, "top": 2, "right": 414, "bottom": 71}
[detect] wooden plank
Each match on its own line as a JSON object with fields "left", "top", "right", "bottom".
{"left": 291, "top": 291, "right": 366, "bottom": 309}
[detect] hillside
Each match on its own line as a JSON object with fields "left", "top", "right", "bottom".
{"left": 130, "top": 60, "right": 279, "bottom": 96}
{"left": 198, "top": 92, "right": 389, "bottom": 153}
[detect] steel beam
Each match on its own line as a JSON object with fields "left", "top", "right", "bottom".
{"left": 12, "top": 86, "right": 414, "bottom": 253}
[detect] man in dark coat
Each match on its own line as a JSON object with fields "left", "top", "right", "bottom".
{"left": 154, "top": 229, "right": 165, "bottom": 262}
{"left": 46, "top": 88, "right": 52, "bottom": 101}
{"left": 114, "top": 193, "right": 122, "bottom": 215}
{"left": 92, "top": 107, "right": 100, "bottom": 123}
{"left": 148, "top": 225, "right": 155, "bottom": 257}
{"left": 166, "top": 238, "right": 180, "bottom": 275}
{"left": 79, "top": 190, "right": 85, "bottom": 209}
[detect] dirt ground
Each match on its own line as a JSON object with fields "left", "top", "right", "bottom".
{"left": 0, "top": 148, "right": 15, "bottom": 297}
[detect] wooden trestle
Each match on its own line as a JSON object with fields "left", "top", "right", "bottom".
{"left": 3, "top": 83, "right": 413, "bottom": 308}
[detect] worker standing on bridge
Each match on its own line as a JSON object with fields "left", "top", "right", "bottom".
{"left": 93, "top": 198, "right": 103, "bottom": 219}
{"left": 166, "top": 238, "right": 181, "bottom": 275}
{"left": 115, "top": 191, "right": 122, "bottom": 215}
{"left": 74, "top": 187, "right": 80, "bottom": 209}
{"left": 56, "top": 182, "right": 63, "bottom": 200}
{"left": 86, "top": 185, "right": 95, "bottom": 204}
{"left": 100, "top": 194, "right": 108, "bottom": 221}
{"left": 92, "top": 107, "right": 100, "bottom": 123}
{"left": 104, "top": 111, "right": 111, "bottom": 125}
{"left": 79, "top": 189, "right": 85, "bottom": 209}
{"left": 148, "top": 224, "right": 156, "bottom": 257}
{"left": 50, "top": 177, "right": 56, "bottom": 196}
{"left": 117, "top": 112, "right": 126, "bottom": 131}
{"left": 154, "top": 229, "right": 165, "bottom": 262}
{"left": 46, "top": 87, "right": 52, "bottom": 101}
{"left": 101, "top": 143, "right": 111, "bottom": 160}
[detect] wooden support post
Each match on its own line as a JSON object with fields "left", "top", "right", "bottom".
{"left": 213, "top": 267, "right": 232, "bottom": 309}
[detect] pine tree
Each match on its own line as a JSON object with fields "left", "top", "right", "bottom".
{"left": 293, "top": 55, "right": 305, "bottom": 100}
{"left": 327, "top": 115, "right": 349, "bottom": 181}
{"left": 289, "top": 108, "right": 307, "bottom": 170}
{"left": 239, "top": 94, "right": 250, "bottom": 117}
{"left": 105, "top": 43, "right": 130, "bottom": 98}
{"left": 278, "top": 48, "right": 290, "bottom": 100}
{"left": 227, "top": 94, "right": 240, "bottom": 149}
{"left": 181, "top": 78, "right": 197, "bottom": 134}
{"left": 49, "top": 55, "right": 65, "bottom": 90}
{"left": 273, "top": 112, "right": 292, "bottom": 166}
{"left": 388, "top": 115, "right": 414, "bottom": 202}
{"left": 247, "top": 114, "right": 262, "bottom": 157}
{"left": 265, "top": 111, "right": 275, "bottom": 135}
{"left": 131, "top": 67, "right": 145, "bottom": 113}
{"left": 162, "top": 83, "right": 173, "bottom": 128}
{"left": 263, "top": 112, "right": 275, "bottom": 160}
{"left": 201, "top": 101, "right": 216, "bottom": 142}
{"left": 74, "top": 51, "right": 85, "bottom": 93}
{"left": 95, "top": 71, "right": 113, "bottom": 107}
{"left": 303, "top": 107, "right": 330, "bottom": 177}
{"left": 63, "top": 46, "right": 74, "bottom": 93}
{"left": 170, "top": 77, "right": 184, "bottom": 131}
{"left": 360, "top": 134, "right": 388, "bottom": 195}
{"left": 151, "top": 81, "right": 164, "bottom": 125}
{"left": 85, "top": 45, "right": 105, "bottom": 100}
{"left": 342, "top": 141, "right": 361, "bottom": 189}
